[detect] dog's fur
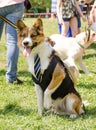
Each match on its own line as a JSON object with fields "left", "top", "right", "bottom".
{"left": 50, "top": 30, "right": 96, "bottom": 74}
{"left": 17, "top": 18, "right": 84, "bottom": 118}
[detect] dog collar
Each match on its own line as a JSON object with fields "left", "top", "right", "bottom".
{"left": 77, "top": 41, "right": 85, "bottom": 49}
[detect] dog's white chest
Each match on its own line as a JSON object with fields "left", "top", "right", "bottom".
{"left": 27, "top": 53, "right": 50, "bottom": 76}
{"left": 26, "top": 42, "right": 53, "bottom": 76}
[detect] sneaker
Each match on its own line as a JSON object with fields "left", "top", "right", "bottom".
{"left": 6, "top": 78, "right": 23, "bottom": 84}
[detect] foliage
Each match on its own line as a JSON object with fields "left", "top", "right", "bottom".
{"left": 0, "top": 18, "right": 96, "bottom": 130}
{"left": 29, "top": 0, "right": 51, "bottom": 12}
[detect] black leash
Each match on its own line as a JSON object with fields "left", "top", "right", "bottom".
{"left": 0, "top": 15, "right": 17, "bottom": 29}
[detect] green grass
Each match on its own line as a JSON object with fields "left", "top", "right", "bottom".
{"left": 0, "top": 18, "right": 96, "bottom": 130}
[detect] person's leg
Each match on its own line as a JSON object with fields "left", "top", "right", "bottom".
{"left": 57, "top": 17, "right": 62, "bottom": 34}
{"left": 67, "top": 27, "right": 72, "bottom": 37}
{"left": 70, "top": 17, "right": 78, "bottom": 37}
{"left": 77, "top": 17, "right": 81, "bottom": 34}
{"left": 0, "top": 19, "right": 4, "bottom": 40}
{"left": 6, "top": 20, "right": 19, "bottom": 82}
{"left": 62, "top": 18, "right": 70, "bottom": 36}
{"left": 5, "top": 3, "right": 24, "bottom": 83}
{"left": 58, "top": 23, "right": 62, "bottom": 34}
{"left": 94, "top": 9, "right": 96, "bottom": 22}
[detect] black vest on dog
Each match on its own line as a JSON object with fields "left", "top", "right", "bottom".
{"left": 32, "top": 54, "right": 80, "bottom": 100}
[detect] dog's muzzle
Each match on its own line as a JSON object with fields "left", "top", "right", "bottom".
{"left": 22, "top": 41, "right": 38, "bottom": 57}
{"left": 23, "top": 41, "right": 29, "bottom": 46}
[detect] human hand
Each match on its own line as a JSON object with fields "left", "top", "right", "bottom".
{"left": 58, "top": 18, "right": 64, "bottom": 25}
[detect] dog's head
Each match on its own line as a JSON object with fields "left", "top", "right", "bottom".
{"left": 85, "top": 29, "right": 96, "bottom": 47}
{"left": 17, "top": 18, "right": 45, "bottom": 57}
{"left": 76, "top": 29, "right": 96, "bottom": 48}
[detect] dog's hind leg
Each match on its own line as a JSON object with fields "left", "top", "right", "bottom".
{"left": 35, "top": 84, "right": 44, "bottom": 115}
{"left": 65, "top": 93, "right": 84, "bottom": 119}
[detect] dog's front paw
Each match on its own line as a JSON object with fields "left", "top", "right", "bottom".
{"left": 70, "top": 114, "right": 77, "bottom": 119}
{"left": 44, "top": 97, "right": 52, "bottom": 109}
{"left": 38, "top": 109, "right": 43, "bottom": 116}
{"left": 44, "top": 94, "right": 52, "bottom": 109}
{"left": 44, "top": 88, "right": 53, "bottom": 109}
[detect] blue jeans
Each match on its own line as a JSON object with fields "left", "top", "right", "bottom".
{"left": 0, "top": 3, "right": 24, "bottom": 82}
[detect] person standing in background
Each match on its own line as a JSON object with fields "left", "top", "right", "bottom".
{"left": 51, "top": 0, "right": 62, "bottom": 33}
{"left": 89, "top": 0, "right": 96, "bottom": 32}
{"left": 0, "top": 0, "right": 25, "bottom": 84}
{"left": 76, "top": 0, "right": 84, "bottom": 34}
{"left": 57, "top": 0, "right": 78, "bottom": 37}
{"left": 51, "top": 0, "right": 72, "bottom": 35}
{"left": 66, "top": 0, "right": 87, "bottom": 37}
{"left": 57, "top": 0, "right": 86, "bottom": 37}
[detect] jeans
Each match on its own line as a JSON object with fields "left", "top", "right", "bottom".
{"left": 0, "top": 3, "right": 24, "bottom": 82}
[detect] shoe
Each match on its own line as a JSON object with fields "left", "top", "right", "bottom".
{"left": 6, "top": 78, "right": 23, "bottom": 84}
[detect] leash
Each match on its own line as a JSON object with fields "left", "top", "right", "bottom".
{"left": 0, "top": 15, "right": 17, "bottom": 29}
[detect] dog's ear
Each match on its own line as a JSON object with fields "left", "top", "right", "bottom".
{"left": 17, "top": 20, "right": 26, "bottom": 30}
{"left": 91, "top": 31, "right": 96, "bottom": 42}
{"left": 33, "top": 18, "right": 43, "bottom": 32}
{"left": 46, "top": 37, "right": 56, "bottom": 47}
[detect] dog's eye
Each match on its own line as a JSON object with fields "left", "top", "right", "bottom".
{"left": 30, "top": 34, "right": 37, "bottom": 38}
{"left": 30, "top": 34, "right": 35, "bottom": 38}
{"left": 20, "top": 33, "right": 26, "bottom": 37}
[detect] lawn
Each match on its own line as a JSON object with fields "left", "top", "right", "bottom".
{"left": 0, "top": 18, "right": 96, "bottom": 130}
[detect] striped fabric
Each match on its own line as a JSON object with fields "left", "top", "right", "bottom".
{"left": 34, "top": 54, "right": 42, "bottom": 82}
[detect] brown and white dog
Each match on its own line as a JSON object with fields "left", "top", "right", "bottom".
{"left": 50, "top": 30, "right": 96, "bottom": 74}
{"left": 17, "top": 18, "right": 84, "bottom": 119}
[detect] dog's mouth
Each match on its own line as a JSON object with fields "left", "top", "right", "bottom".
{"left": 23, "top": 42, "right": 38, "bottom": 57}
{"left": 23, "top": 46, "right": 32, "bottom": 57}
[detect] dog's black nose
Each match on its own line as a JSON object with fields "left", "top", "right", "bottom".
{"left": 23, "top": 41, "right": 29, "bottom": 46}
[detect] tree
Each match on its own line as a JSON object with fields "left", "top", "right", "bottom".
{"left": 29, "top": 0, "right": 51, "bottom": 12}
